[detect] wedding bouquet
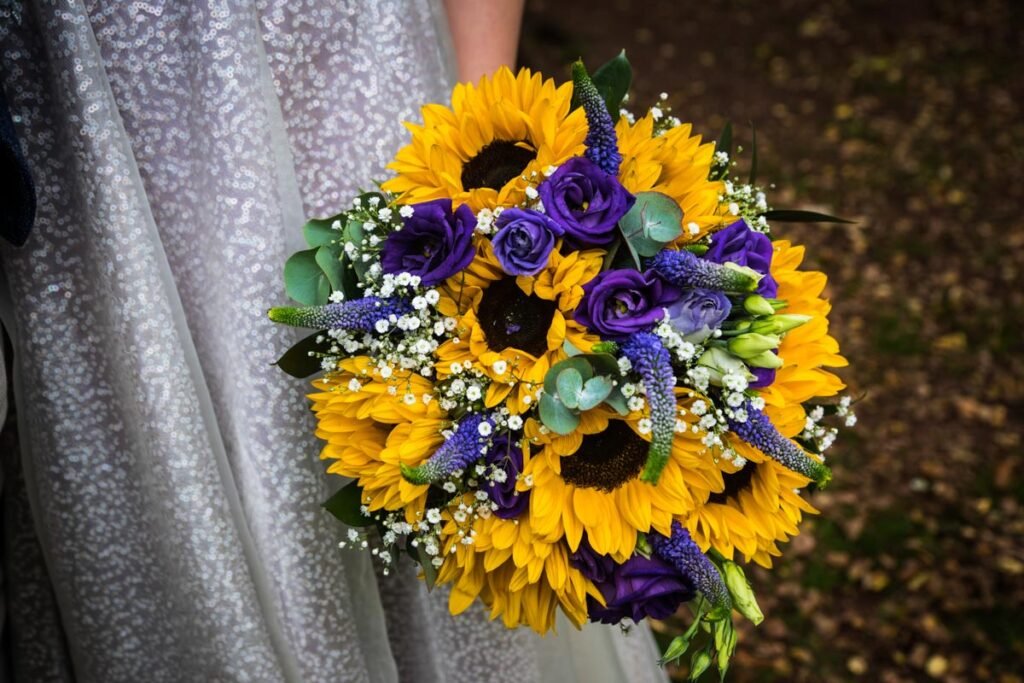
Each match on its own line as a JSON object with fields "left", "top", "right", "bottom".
{"left": 269, "top": 54, "right": 854, "bottom": 678}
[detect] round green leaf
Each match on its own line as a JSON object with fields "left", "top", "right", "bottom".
{"left": 556, "top": 368, "right": 584, "bottom": 409}
{"left": 539, "top": 394, "right": 581, "bottom": 435}
{"left": 303, "top": 214, "right": 344, "bottom": 247}
{"left": 577, "top": 375, "right": 614, "bottom": 411}
{"left": 284, "top": 248, "right": 330, "bottom": 305}
{"left": 619, "top": 191, "right": 684, "bottom": 257}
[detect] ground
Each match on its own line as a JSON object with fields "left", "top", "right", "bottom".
{"left": 521, "top": 1, "right": 1024, "bottom": 680}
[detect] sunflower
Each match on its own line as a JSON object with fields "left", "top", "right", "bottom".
{"left": 522, "top": 403, "right": 722, "bottom": 561}
{"left": 434, "top": 237, "right": 603, "bottom": 414}
{"left": 615, "top": 113, "right": 729, "bottom": 243}
{"left": 685, "top": 440, "right": 818, "bottom": 568}
{"left": 437, "top": 502, "right": 600, "bottom": 633}
{"left": 758, "top": 240, "right": 848, "bottom": 437}
{"left": 311, "top": 357, "right": 450, "bottom": 523}
{"left": 383, "top": 67, "right": 588, "bottom": 212}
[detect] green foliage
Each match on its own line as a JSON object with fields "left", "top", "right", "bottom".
{"left": 618, "top": 191, "right": 684, "bottom": 262}
{"left": 711, "top": 122, "right": 733, "bottom": 181}
{"left": 273, "top": 332, "right": 330, "bottom": 378}
{"left": 322, "top": 481, "right": 374, "bottom": 528}
{"left": 537, "top": 354, "right": 629, "bottom": 434}
{"left": 761, "top": 209, "right": 854, "bottom": 223}
{"left": 284, "top": 248, "right": 331, "bottom": 305}
{"left": 576, "top": 50, "right": 632, "bottom": 121}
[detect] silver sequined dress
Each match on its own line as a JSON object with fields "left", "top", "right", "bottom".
{"left": 0, "top": 2, "right": 668, "bottom": 681}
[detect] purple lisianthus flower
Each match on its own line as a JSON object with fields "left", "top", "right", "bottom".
{"left": 484, "top": 434, "right": 529, "bottom": 519}
{"left": 665, "top": 288, "right": 732, "bottom": 343}
{"left": 705, "top": 219, "right": 778, "bottom": 297}
{"left": 491, "top": 208, "right": 563, "bottom": 276}
{"left": 575, "top": 269, "right": 679, "bottom": 340}
{"left": 538, "top": 156, "right": 634, "bottom": 249}
{"left": 571, "top": 540, "right": 695, "bottom": 624}
{"left": 749, "top": 364, "right": 777, "bottom": 389}
{"left": 380, "top": 199, "right": 476, "bottom": 286}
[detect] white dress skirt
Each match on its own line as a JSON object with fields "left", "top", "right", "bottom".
{"left": 0, "top": 1, "right": 668, "bottom": 681}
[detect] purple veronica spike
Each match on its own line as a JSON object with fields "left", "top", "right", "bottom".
{"left": 572, "top": 61, "right": 622, "bottom": 176}
{"left": 620, "top": 332, "right": 676, "bottom": 484}
{"left": 268, "top": 297, "right": 412, "bottom": 331}
{"left": 727, "top": 401, "right": 832, "bottom": 487}
{"left": 647, "top": 249, "right": 761, "bottom": 292}
{"left": 650, "top": 522, "right": 732, "bottom": 619}
{"left": 400, "top": 413, "right": 494, "bottom": 485}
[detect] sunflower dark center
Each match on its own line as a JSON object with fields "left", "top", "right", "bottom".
{"left": 461, "top": 140, "right": 536, "bottom": 191}
{"left": 478, "top": 277, "right": 556, "bottom": 357}
{"left": 560, "top": 421, "right": 649, "bottom": 492}
{"left": 707, "top": 460, "right": 758, "bottom": 504}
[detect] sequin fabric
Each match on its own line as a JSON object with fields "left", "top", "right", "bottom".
{"left": 0, "top": 2, "right": 667, "bottom": 681}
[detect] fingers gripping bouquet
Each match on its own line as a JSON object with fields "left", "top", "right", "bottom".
{"left": 269, "top": 54, "right": 855, "bottom": 676}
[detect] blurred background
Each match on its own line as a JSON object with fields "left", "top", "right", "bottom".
{"left": 520, "top": 0, "right": 1023, "bottom": 681}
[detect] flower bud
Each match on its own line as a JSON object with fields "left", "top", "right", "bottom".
{"left": 745, "top": 350, "right": 785, "bottom": 369}
{"left": 689, "top": 650, "right": 713, "bottom": 681}
{"left": 727, "top": 333, "right": 781, "bottom": 359}
{"left": 743, "top": 295, "right": 776, "bottom": 317}
{"left": 722, "top": 560, "right": 764, "bottom": 625}
{"left": 698, "top": 347, "right": 752, "bottom": 385}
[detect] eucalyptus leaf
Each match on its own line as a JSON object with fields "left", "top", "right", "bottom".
{"left": 543, "top": 357, "right": 595, "bottom": 395}
{"left": 618, "top": 191, "right": 684, "bottom": 257}
{"left": 590, "top": 50, "right": 632, "bottom": 120}
{"left": 419, "top": 547, "right": 439, "bottom": 591}
{"left": 604, "top": 388, "right": 629, "bottom": 415}
{"left": 274, "top": 332, "right": 330, "bottom": 378}
{"left": 538, "top": 393, "right": 581, "bottom": 435}
{"left": 284, "top": 248, "right": 330, "bottom": 305}
{"left": 577, "top": 375, "right": 613, "bottom": 411}
{"left": 762, "top": 209, "right": 854, "bottom": 224}
{"left": 556, "top": 368, "right": 584, "bottom": 409}
{"left": 303, "top": 214, "right": 345, "bottom": 248}
{"left": 562, "top": 339, "right": 583, "bottom": 357}
{"left": 323, "top": 481, "right": 374, "bottom": 527}
{"left": 315, "top": 245, "right": 346, "bottom": 291}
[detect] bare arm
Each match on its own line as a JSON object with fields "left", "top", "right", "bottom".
{"left": 442, "top": 0, "right": 526, "bottom": 83}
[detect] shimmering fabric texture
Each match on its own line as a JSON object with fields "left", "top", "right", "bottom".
{"left": 0, "top": 2, "right": 667, "bottom": 682}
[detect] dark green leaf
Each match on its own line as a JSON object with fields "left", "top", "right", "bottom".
{"left": 323, "top": 481, "right": 374, "bottom": 527}
{"left": 315, "top": 245, "right": 346, "bottom": 291}
{"left": 338, "top": 254, "right": 362, "bottom": 300}
{"left": 284, "top": 248, "right": 330, "bottom": 305}
{"left": 590, "top": 50, "right": 632, "bottom": 120}
{"left": 303, "top": 214, "right": 345, "bottom": 248}
{"left": 274, "top": 331, "right": 330, "bottom": 378}
{"left": 711, "top": 122, "right": 733, "bottom": 180}
{"left": 762, "top": 209, "right": 855, "bottom": 223}
{"left": 748, "top": 123, "right": 758, "bottom": 186}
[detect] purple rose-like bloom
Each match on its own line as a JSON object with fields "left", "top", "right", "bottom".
{"left": 538, "top": 156, "right": 634, "bottom": 249}
{"left": 491, "top": 208, "right": 563, "bottom": 276}
{"left": 380, "top": 199, "right": 476, "bottom": 286}
{"left": 749, "top": 364, "right": 777, "bottom": 389}
{"left": 705, "top": 220, "right": 778, "bottom": 297}
{"left": 665, "top": 288, "right": 732, "bottom": 343}
{"left": 571, "top": 540, "right": 695, "bottom": 624}
{"left": 575, "top": 269, "right": 679, "bottom": 340}
{"left": 484, "top": 434, "right": 529, "bottom": 519}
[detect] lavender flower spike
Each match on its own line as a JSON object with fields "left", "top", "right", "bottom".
{"left": 650, "top": 522, "right": 732, "bottom": 620}
{"left": 621, "top": 332, "right": 676, "bottom": 484}
{"left": 268, "top": 297, "right": 411, "bottom": 331}
{"left": 647, "top": 249, "right": 761, "bottom": 293}
{"left": 572, "top": 60, "right": 622, "bottom": 176}
{"left": 727, "top": 401, "right": 832, "bottom": 487}
{"left": 400, "top": 413, "right": 494, "bottom": 485}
